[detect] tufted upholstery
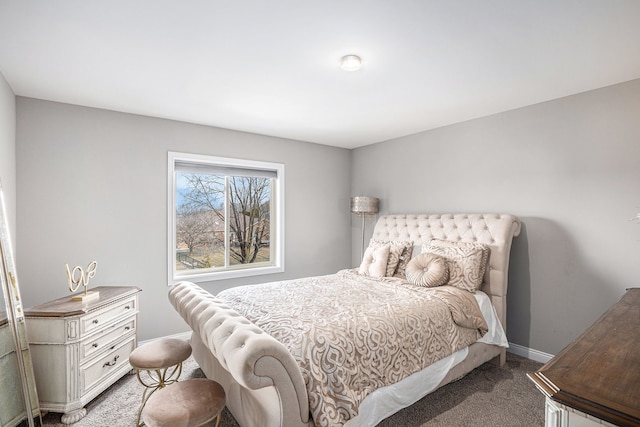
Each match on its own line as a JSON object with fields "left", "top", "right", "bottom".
{"left": 371, "top": 214, "right": 521, "bottom": 334}
{"left": 168, "top": 282, "right": 313, "bottom": 427}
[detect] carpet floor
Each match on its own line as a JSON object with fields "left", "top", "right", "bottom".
{"left": 41, "top": 352, "right": 544, "bottom": 427}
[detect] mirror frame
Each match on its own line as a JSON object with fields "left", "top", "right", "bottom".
{"left": 0, "top": 180, "right": 40, "bottom": 427}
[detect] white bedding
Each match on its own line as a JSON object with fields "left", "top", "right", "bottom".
{"left": 345, "top": 290, "right": 508, "bottom": 427}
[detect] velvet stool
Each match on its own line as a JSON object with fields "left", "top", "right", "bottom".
{"left": 141, "top": 378, "right": 226, "bottom": 427}
{"left": 129, "top": 338, "right": 192, "bottom": 426}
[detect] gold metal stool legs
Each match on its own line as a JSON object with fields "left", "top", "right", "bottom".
{"left": 134, "top": 362, "right": 184, "bottom": 427}
{"left": 193, "top": 410, "right": 222, "bottom": 427}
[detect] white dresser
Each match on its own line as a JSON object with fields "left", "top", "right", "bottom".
{"left": 25, "top": 286, "right": 140, "bottom": 424}
{"left": 544, "top": 397, "right": 617, "bottom": 427}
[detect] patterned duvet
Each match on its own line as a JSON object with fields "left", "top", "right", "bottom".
{"left": 218, "top": 269, "right": 488, "bottom": 426}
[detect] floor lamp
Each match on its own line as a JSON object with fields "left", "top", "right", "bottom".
{"left": 351, "top": 196, "right": 379, "bottom": 260}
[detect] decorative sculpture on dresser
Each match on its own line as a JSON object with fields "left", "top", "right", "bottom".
{"left": 65, "top": 260, "right": 99, "bottom": 302}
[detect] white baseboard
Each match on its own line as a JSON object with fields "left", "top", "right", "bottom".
{"left": 507, "top": 342, "right": 554, "bottom": 363}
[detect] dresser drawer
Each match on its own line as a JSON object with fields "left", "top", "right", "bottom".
{"left": 82, "top": 336, "right": 135, "bottom": 394}
{"left": 80, "top": 317, "right": 136, "bottom": 361}
{"left": 81, "top": 296, "right": 137, "bottom": 337}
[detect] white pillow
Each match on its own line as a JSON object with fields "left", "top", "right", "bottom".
{"left": 358, "top": 244, "right": 391, "bottom": 278}
{"left": 405, "top": 253, "right": 449, "bottom": 287}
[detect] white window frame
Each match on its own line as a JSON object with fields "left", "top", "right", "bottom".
{"left": 168, "top": 151, "right": 284, "bottom": 283}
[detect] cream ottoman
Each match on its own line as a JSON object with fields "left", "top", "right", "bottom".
{"left": 142, "top": 378, "right": 226, "bottom": 427}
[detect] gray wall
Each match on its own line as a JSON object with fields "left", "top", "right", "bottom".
{"left": 0, "top": 72, "right": 15, "bottom": 246}
{"left": 351, "top": 78, "right": 640, "bottom": 355}
{"left": 16, "top": 98, "right": 352, "bottom": 341}
{"left": 12, "top": 79, "right": 640, "bottom": 354}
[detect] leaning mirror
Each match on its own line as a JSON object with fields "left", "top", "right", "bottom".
{"left": 0, "top": 180, "right": 41, "bottom": 427}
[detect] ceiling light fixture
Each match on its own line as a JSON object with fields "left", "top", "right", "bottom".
{"left": 341, "top": 54, "right": 362, "bottom": 71}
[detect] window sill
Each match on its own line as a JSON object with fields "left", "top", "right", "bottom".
{"left": 170, "top": 264, "right": 284, "bottom": 284}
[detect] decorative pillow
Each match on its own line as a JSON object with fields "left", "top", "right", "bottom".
{"left": 393, "top": 243, "right": 414, "bottom": 279}
{"left": 369, "top": 239, "right": 413, "bottom": 277}
{"left": 422, "top": 239, "right": 490, "bottom": 292}
{"left": 405, "top": 253, "right": 449, "bottom": 287}
{"left": 358, "top": 244, "right": 391, "bottom": 278}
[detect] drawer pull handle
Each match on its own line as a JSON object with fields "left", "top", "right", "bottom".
{"left": 125, "top": 305, "right": 131, "bottom": 310}
{"left": 92, "top": 343, "right": 98, "bottom": 348}
{"left": 103, "top": 355, "right": 119, "bottom": 368}
{"left": 124, "top": 326, "right": 130, "bottom": 331}
{"left": 92, "top": 319, "right": 99, "bottom": 324}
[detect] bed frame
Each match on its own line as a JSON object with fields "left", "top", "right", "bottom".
{"left": 169, "top": 213, "right": 521, "bottom": 427}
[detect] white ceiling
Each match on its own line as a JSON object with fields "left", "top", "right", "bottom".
{"left": 1, "top": 1, "right": 639, "bottom": 149}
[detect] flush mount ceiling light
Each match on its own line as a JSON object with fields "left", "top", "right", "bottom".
{"left": 340, "top": 54, "right": 362, "bottom": 71}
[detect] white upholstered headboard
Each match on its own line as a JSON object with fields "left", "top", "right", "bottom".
{"left": 371, "top": 213, "right": 521, "bottom": 331}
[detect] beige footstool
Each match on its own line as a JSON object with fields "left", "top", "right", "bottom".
{"left": 129, "top": 338, "right": 192, "bottom": 426}
{"left": 141, "top": 378, "right": 226, "bottom": 427}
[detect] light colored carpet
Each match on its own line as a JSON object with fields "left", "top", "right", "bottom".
{"left": 41, "top": 352, "right": 544, "bottom": 426}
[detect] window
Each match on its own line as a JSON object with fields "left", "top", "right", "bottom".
{"left": 168, "top": 152, "right": 284, "bottom": 282}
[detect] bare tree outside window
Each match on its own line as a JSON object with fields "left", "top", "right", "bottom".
{"left": 228, "top": 176, "right": 270, "bottom": 265}
{"left": 175, "top": 173, "right": 271, "bottom": 271}
{"left": 176, "top": 204, "right": 214, "bottom": 256}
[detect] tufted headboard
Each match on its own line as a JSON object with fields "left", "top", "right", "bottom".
{"left": 371, "top": 214, "right": 521, "bottom": 331}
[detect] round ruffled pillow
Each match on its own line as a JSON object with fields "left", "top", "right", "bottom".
{"left": 405, "top": 253, "right": 449, "bottom": 287}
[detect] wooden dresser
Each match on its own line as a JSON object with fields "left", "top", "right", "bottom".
{"left": 528, "top": 288, "right": 640, "bottom": 427}
{"left": 25, "top": 286, "right": 140, "bottom": 424}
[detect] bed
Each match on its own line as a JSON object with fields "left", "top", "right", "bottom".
{"left": 169, "top": 213, "right": 521, "bottom": 427}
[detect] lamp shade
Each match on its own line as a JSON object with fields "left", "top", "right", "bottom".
{"left": 351, "top": 196, "right": 379, "bottom": 215}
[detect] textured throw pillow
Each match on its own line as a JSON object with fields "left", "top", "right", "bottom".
{"left": 393, "top": 243, "right": 414, "bottom": 279}
{"left": 358, "top": 244, "right": 391, "bottom": 278}
{"left": 422, "top": 239, "right": 490, "bottom": 292}
{"left": 405, "top": 253, "right": 449, "bottom": 287}
{"left": 369, "top": 239, "right": 413, "bottom": 277}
